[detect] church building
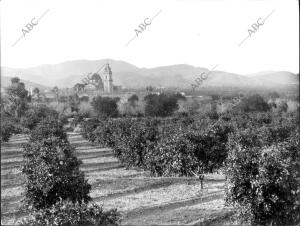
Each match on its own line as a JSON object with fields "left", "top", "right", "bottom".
{"left": 75, "top": 63, "right": 119, "bottom": 95}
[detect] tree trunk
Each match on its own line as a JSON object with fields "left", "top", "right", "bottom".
{"left": 199, "top": 175, "right": 204, "bottom": 189}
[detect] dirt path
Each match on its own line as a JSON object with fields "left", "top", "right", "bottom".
{"left": 1, "top": 132, "right": 231, "bottom": 225}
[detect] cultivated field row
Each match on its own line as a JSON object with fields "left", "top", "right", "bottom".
{"left": 1, "top": 132, "right": 233, "bottom": 225}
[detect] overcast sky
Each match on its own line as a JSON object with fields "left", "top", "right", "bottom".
{"left": 1, "top": 0, "right": 299, "bottom": 75}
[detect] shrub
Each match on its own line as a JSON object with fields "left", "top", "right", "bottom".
{"left": 22, "top": 136, "right": 91, "bottom": 210}
{"left": 211, "top": 94, "right": 220, "bottom": 101}
{"left": 20, "top": 105, "right": 59, "bottom": 131}
{"left": 128, "top": 94, "right": 139, "bottom": 106}
{"left": 80, "top": 116, "right": 232, "bottom": 188}
{"left": 71, "top": 113, "right": 89, "bottom": 128}
{"left": 79, "top": 95, "right": 89, "bottom": 102}
{"left": 1, "top": 118, "right": 16, "bottom": 142}
{"left": 68, "top": 94, "right": 80, "bottom": 113}
{"left": 29, "top": 117, "right": 67, "bottom": 142}
{"left": 144, "top": 93, "right": 179, "bottom": 117}
{"left": 115, "top": 118, "right": 160, "bottom": 168}
{"left": 145, "top": 131, "right": 197, "bottom": 177}
{"left": 20, "top": 200, "right": 120, "bottom": 226}
{"left": 5, "top": 77, "right": 30, "bottom": 118}
{"left": 93, "top": 119, "right": 118, "bottom": 148}
{"left": 91, "top": 96, "right": 119, "bottom": 117}
{"left": 206, "top": 103, "right": 219, "bottom": 120}
{"left": 81, "top": 118, "right": 101, "bottom": 142}
{"left": 236, "top": 94, "right": 270, "bottom": 112}
{"left": 225, "top": 132, "right": 300, "bottom": 225}
{"left": 0, "top": 111, "right": 22, "bottom": 142}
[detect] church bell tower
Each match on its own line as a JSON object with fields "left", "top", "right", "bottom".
{"left": 103, "top": 63, "right": 113, "bottom": 93}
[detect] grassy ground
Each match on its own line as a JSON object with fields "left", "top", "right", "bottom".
{"left": 1, "top": 132, "right": 234, "bottom": 225}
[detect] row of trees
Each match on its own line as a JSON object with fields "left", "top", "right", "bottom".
{"left": 80, "top": 110, "right": 299, "bottom": 225}
{"left": 20, "top": 110, "right": 120, "bottom": 225}
{"left": 90, "top": 93, "right": 186, "bottom": 118}
{"left": 90, "top": 92, "right": 291, "bottom": 119}
{"left": 81, "top": 116, "right": 230, "bottom": 188}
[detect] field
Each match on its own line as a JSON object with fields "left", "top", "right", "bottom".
{"left": 1, "top": 132, "right": 234, "bottom": 225}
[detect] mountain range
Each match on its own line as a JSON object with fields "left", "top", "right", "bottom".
{"left": 1, "top": 59, "right": 299, "bottom": 90}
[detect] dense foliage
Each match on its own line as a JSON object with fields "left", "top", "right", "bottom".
{"left": 1, "top": 77, "right": 31, "bottom": 142}
{"left": 235, "top": 94, "right": 270, "bottom": 112}
{"left": 80, "top": 116, "right": 232, "bottom": 187}
{"left": 225, "top": 113, "right": 300, "bottom": 225}
{"left": 91, "top": 96, "right": 119, "bottom": 117}
{"left": 144, "top": 93, "right": 184, "bottom": 117}
{"left": 28, "top": 117, "right": 68, "bottom": 142}
{"left": 21, "top": 116, "right": 120, "bottom": 225}
{"left": 1, "top": 79, "right": 298, "bottom": 226}
{"left": 5, "top": 77, "right": 31, "bottom": 117}
{"left": 20, "top": 104, "right": 59, "bottom": 131}
{"left": 20, "top": 200, "right": 120, "bottom": 226}
{"left": 1, "top": 115, "right": 20, "bottom": 142}
{"left": 22, "top": 118, "right": 91, "bottom": 210}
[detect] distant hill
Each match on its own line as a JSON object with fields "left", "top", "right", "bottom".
{"left": 251, "top": 71, "right": 299, "bottom": 85}
{"left": 1, "top": 76, "right": 50, "bottom": 91}
{"left": 1, "top": 59, "right": 299, "bottom": 89}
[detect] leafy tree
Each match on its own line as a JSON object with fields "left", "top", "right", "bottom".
{"left": 29, "top": 117, "right": 67, "bottom": 142}
{"left": 52, "top": 86, "right": 59, "bottom": 101}
{"left": 115, "top": 119, "right": 159, "bottom": 168}
{"left": 225, "top": 130, "right": 300, "bottom": 225}
{"left": 68, "top": 94, "right": 80, "bottom": 113}
{"left": 1, "top": 116, "right": 18, "bottom": 142}
{"left": 5, "top": 77, "right": 30, "bottom": 117}
{"left": 128, "top": 94, "right": 139, "bottom": 107}
{"left": 1, "top": 97, "right": 21, "bottom": 142}
{"left": 145, "top": 131, "right": 197, "bottom": 177}
{"left": 207, "top": 102, "right": 219, "bottom": 120}
{"left": 79, "top": 96, "right": 89, "bottom": 102}
{"left": 146, "top": 86, "right": 154, "bottom": 93}
{"left": 21, "top": 118, "right": 121, "bottom": 225}
{"left": 11, "top": 76, "right": 20, "bottom": 84}
{"left": 22, "top": 137, "right": 92, "bottom": 210}
{"left": 277, "top": 100, "right": 288, "bottom": 113}
{"left": 22, "top": 118, "right": 91, "bottom": 210}
{"left": 144, "top": 93, "right": 179, "bottom": 117}
{"left": 188, "top": 122, "right": 233, "bottom": 188}
{"left": 33, "top": 87, "right": 41, "bottom": 102}
{"left": 211, "top": 94, "right": 220, "bottom": 101}
{"left": 20, "top": 105, "right": 59, "bottom": 131}
{"left": 73, "top": 83, "right": 85, "bottom": 93}
{"left": 91, "top": 96, "right": 119, "bottom": 117}
{"left": 236, "top": 94, "right": 270, "bottom": 112}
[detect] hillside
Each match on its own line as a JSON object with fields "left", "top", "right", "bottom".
{"left": 1, "top": 76, "right": 50, "bottom": 91}
{"left": 2, "top": 59, "right": 299, "bottom": 89}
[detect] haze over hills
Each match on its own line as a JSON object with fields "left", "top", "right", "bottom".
{"left": 1, "top": 59, "right": 299, "bottom": 89}
{"left": 1, "top": 76, "right": 49, "bottom": 91}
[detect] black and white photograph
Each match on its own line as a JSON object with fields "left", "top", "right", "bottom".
{"left": 1, "top": 0, "right": 299, "bottom": 225}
